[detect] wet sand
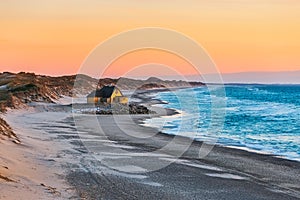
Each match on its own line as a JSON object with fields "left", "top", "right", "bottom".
{"left": 1, "top": 106, "right": 299, "bottom": 199}
{"left": 68, "top": 112, "right": 300, "bottom": 200}
{"left": 1, "top": 92, "right": 300, "bottom": 199}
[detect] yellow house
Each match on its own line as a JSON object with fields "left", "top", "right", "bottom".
{"left": 87, "top": 86, "right": 128, "bottom": 104}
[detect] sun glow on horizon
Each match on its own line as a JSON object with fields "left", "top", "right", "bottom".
{"left": 0, "top": 0, "right": 300, "bottom": 76}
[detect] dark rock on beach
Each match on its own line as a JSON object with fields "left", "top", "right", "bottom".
{"left": 90, "top": 103, "right": 155, "bottom": 115}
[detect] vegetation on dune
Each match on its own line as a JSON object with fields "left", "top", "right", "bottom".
{"left": 0, "top": 72, "right": 205, "bottom": 142}
{"left": 0, "top": 117, "right": 19, "bottom": 143}
{"left": 0, "top": 72, "right": 98, "bottom": 112}
{"left": 0, "top": 72, "right": 98, "bottom": 142}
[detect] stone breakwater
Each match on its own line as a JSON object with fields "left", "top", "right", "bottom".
{"left": 73, "top": 103, "right": 155, "bottom": 115}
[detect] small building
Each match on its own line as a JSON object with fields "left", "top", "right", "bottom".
{"left": 87, "top": 86, "right": 128, "bottom": 104}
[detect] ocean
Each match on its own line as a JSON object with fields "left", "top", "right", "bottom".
{"left": 145, "top": 84, "right": 300, "bottom": 161}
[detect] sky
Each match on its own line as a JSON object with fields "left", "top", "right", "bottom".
{"left": 0, "top": 0, "right": 300, "bottom": 78}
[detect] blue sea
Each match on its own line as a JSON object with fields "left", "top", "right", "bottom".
{"left": 145, "top": 84, "right": 300, "bottom": 161}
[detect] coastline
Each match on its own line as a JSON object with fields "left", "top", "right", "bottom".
{"left": 134, "top": 89, "right": 300, "bottom": 197}
{"left": 0, "top": 90, "right": 299, "bottom": 199}
{"left": 140, "top": 87, "right": 300, "bottom": 163}
{"left": 69, "top": 109, "right": 300, "bottom": 199}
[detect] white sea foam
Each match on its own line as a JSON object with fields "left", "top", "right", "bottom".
{"left": 104, "top": 143, "right": 136, "bottom": 149}
{"left": 159, "top": 157, "right": 223, "bottom": 172}
{"left": 205, "top": 173, "right": 248, "bottom": 180}
{"left": 141, "top": 181, "right": 162, "bottom": 187}
{"left": 144, "top": 85, "right": 300, "bottom": 162}
{"left": 112, "top": 165, "right": 148, "bottom": 173}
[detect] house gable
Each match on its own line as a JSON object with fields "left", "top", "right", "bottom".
{"left": 87, "top": 86, "right": 128, "bottom": 104}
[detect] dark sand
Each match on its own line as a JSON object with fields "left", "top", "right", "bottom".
{"left": 2, "top": 89, "right": 300, "bottom": 199}
{"left": 64, "top": 113, "right": 300, "bottom": 200}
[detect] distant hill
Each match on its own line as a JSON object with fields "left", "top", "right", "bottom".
{"left": 220, "top": 71, "right": 300, "bottom": 84}
{"left": 0, "top": 72, "right": 204, "bottom": 141}
{"left": 0, "top": 72, "right": 98, "bottom": 111}
{"left": 184, "top": 70, "right": 300, "bottom": 84}
{"left": 0, "top": 72, "right": 205, "bottom": 111}
{"left": 116, "top": 77, "right": 204, "bottom": 90}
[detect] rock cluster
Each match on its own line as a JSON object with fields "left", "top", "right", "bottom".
{"left": 80, "top": 103, "right": 155, "bottom": 115}
{"left": 128, "top": 103, "right": 153, "bottom": 114}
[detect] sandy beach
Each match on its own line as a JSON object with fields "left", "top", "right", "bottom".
{"left": 2, "top": 0, "right": 300, "bottom": 199}
{"left": 0, "top": 107, "right": 78, "bottom": 199}
{"left": 0, "top": 94, "right": 300, "bottom": 199}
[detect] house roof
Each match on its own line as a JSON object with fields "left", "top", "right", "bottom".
{"left": 87, "top": 86, "right": 116, "bottom": 98}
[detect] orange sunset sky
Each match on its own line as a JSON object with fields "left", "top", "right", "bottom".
{"left": 0, "top": 0, "right": 300, "bottom": 77}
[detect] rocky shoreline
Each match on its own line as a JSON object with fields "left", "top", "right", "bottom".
{"left": 74, "top": 103, "right": 155, "bottom": 115}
